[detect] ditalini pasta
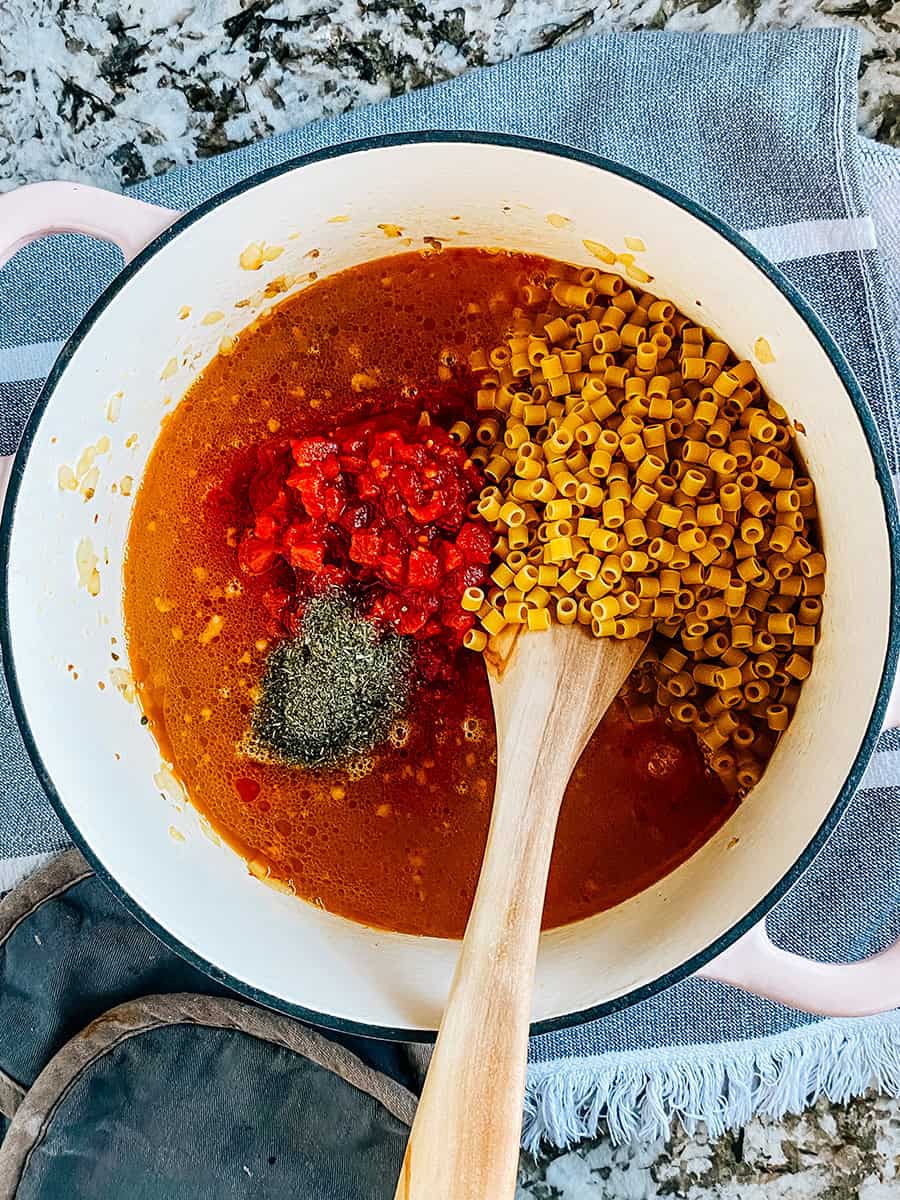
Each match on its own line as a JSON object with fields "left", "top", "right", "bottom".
{"left": 459, "top": 264, "right": 824, "bottom": 793}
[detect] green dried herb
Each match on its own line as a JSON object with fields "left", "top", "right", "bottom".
{"left": 248, "top": 591, "right": 413, "bottom": 769}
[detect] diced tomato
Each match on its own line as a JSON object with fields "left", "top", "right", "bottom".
{"left": 339, "top": 502, "right": 372, "bottom": 531}
{"left": 226, "top": 409, "right": 492, "bottom": 651}
{"left": 396, "top": 599, "right": 437, "bottom": 636}
{"left": 355, "top": 472, "right": 381, "bottom": 502}
{"left": 314, "top": 564, "right": 350, "bottom": 592}
{"left": 349, "top": 530, "right": 382, "bottom": 566}
{"left": 407, "top": 548, "right": 442, "bottom": 590}
{"left": 287, "top": 542, "right": 325, "bottom": 572}
{"left": 437, "top": 541, "right": 465, "bottom": 573}
{"left": 323, "top": 485, "right": 345, "bottom": 522}
{"left": 456, "top": 522, "right": 493, "bottom": 563}
{"left": 338, "top": 452, "right": 367, "bottom": 474}
{"left": 254, "top": 513, "right": 280, "bottom": 541}
{"left": 238, "top": 536, "right": 279, "bottom": 575}
{"left": 408, "top": 495, "right": 445, "bottom": 524}
{"left": 394, "top": 463, "right": 425, "bottom": 506}
{"left": 288, "top": 468, "right": 330, "bottom": 518}
{"left": 283, "top": 524, "right": 326, "bottom": 572}
{"left": 290, "top": 436, "right": 338, "bottom": 466}
{"left": 380, "top": 555, "right": 405, "bottom": 586}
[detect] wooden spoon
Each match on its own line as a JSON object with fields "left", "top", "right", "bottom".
{"left": 395, "top": 625, "right": 647, "bottom": 1200}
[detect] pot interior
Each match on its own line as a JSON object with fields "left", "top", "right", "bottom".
{"left": 3, "top": 140, "right": 892, "bottom": 1034}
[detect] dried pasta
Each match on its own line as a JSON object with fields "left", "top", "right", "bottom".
{"left": 463, "top": 262, "right": 825, "bottom": 795}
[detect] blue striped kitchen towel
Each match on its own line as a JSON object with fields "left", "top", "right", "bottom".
{"left": 3, "top": 29, "right": 900, "bottom": 1149}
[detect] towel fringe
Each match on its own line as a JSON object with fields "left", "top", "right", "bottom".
{"left": 522, "top": 1014, "right": 900, "bottom": 1153}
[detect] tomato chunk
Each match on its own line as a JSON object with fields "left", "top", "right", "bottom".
{"left": 230, "top": 411, "right": 491, "bottom": 649}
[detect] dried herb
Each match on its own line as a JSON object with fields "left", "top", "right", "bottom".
{"left": 248, "top": 591, "right": 413, "bottom": 769}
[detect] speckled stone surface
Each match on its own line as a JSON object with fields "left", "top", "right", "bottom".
{"left": 1, "top": 1, "right": 900, "bottom": 191}
{"left": 518, "top": 1099, "right": 900, "bottom": 1200}
{"left": 517, "top": 1095, "right": 900, "bottom": 1198}
{"left": 3, "top": 3, "right": 900, "bottom": 1195}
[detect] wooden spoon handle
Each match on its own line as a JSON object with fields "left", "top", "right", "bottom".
{"left": 394, "top": 762, "right": 563, "bottom": 1200}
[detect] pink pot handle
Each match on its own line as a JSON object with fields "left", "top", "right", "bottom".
{"left": 0, "top": 181, "right": 183, "bottom": 510}
{"left": 0, "top": 454, "right": 11, "bottom": 514}
{"left": 699, "top": 674, "right": 900, "bottom": 1015}
{"left": 885, "top": 670, "right": 900, "bottom": 730}
{"left": 0, "top": 180, "right": 181, "bottom": 270}
{"left": 697, "top": 921, "right": 900, "bottom": 1017}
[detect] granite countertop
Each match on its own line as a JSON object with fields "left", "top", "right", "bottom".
{"left": 3, "top": 2, "right": 900, "bottom": 1197}
{"left": 518, "top": 1094, "right": 900, "bottom": 1198}
{"left": 1, "top": 0, "right": 899, "bottom": 190}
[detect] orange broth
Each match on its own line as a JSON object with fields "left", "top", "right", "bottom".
{"left": 124, "top": 248, "right": 735, "bottom": 938}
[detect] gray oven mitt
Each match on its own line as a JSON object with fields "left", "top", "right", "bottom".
{"left": 0, "top": 853, "right": 421, "bottom": 1199}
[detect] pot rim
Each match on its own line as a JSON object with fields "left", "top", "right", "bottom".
{"left": 3, "top": 130, "right": 898, "bottom": 1043}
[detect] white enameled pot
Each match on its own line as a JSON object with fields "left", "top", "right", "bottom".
{"left": 2, "top": 135, "right": 900, "bottom": 1039}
